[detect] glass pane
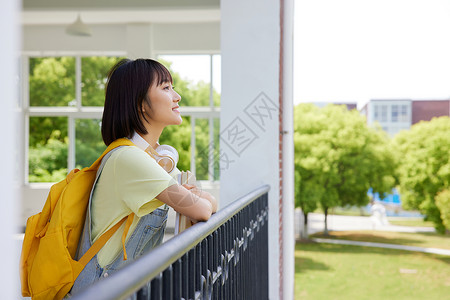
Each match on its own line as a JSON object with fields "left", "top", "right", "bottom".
{"left": 81, "top": 56, "right": 125, "bottom": 106}
{"left": 75, "top": 119, "right": 106, "bottom": 169}
{"left": 29, "top": 116, "right": 68, "bottom": 182}
{"left": 213, "top": 117, "right": 220, "bottom": 181}
{"left": 381, "top": 105, "right": 388, "bottom": 122}
{"left": 195, "top": 118, "right": 210, "bottom": 180}
{"left": 158, "top": 55, "right": 211, "bottom": 106}
{"left": 29, "top": 57, "right": 75, "bottom": 106}
{"left": 212, "top": 54, "right": 221, "bottom": 107}
{"left": 392, "top": 105, "right": 398, "bottom": 122}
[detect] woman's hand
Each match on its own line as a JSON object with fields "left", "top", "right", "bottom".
{"left": 157, "top": 184, "right": 214, "bottom": 221}
{"left": 182, "top": 184, "right": 218, "bottom": 213}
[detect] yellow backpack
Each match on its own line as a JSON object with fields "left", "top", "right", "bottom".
{"left": 20, "top": 138, "right": 136, "bottom": 300}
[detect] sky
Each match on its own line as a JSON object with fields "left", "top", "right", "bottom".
{"left": 159, "top": 54, "right": 221, "bottom": 93}
{"left": 294, "top": 0, "right": 450, "bottom": 108}
{"left": 162, "top": 0, "right": 450, "bottom": 109}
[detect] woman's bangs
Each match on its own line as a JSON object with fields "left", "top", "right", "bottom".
{"left": 154, "top": 63, "right": 173, "bottom": 86}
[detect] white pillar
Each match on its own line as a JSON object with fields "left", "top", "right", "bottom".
{"left": 221, "top": 1, "right": 284, "bottom": 298}
{"left": 282, "top": 0, "right": 295, "bottom": 299}
{"left": 0, "top": 0, "right": 20, "bottom": 298}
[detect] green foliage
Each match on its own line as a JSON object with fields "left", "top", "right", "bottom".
{"left": 294, "top": 103, "right": 397, "bottom": 230}
{"left": 28, "top": 56, "right": 123, "bottom": 182}
{"left": 81, "top": 57, "right": 125, "bottom": 106}
{"left": 29, "top": 57, "right": 75, "bottom": 107}
{"left": 393, "top": 117, "right": 450, "bottom": 233}
{"left": 436, "top": 189, "right": 450, "bottom": 231}
{"left": 28, "top": 131, "right": 68, "bottom": 182}
{"left": 75, "top": 119, "right": 106, "bottom": 169}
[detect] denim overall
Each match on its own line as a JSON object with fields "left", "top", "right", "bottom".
{"left": 70, "top": 148, "right": 169, "bottom": 297}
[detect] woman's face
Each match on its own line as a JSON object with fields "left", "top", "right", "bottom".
{"left": 144, "top": 81, "right": 182, "bottom": 127}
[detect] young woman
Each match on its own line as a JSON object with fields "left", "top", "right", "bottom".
{"left": 70, "top": 58, "right": 217, "bottom": 295}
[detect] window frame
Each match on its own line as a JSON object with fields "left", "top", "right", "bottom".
{"left": 22, "top": 51, "right": 221, "bottom": 185}
{"left": 391, "top": 104, "right": 398, "bottom": 122}
{"left": 22, "top": 51, "right": 126, "bottom": 185}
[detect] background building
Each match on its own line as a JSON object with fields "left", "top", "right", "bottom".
{"left": 360, "top": 99, "right": 450, "bottom": 135}
{"left": 412, "top": 100, "right": 450, "bottom": 124}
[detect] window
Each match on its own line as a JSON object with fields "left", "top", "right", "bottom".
{"left": 373, "top": 104, "right": 388, "bottom": 122}
{"left": 392, "top": 105, "right": 398, "bottom": 122}
{"left": 399, "top": 105, "right": 408, "bottom": 122}
{"left": 380, "top": 105, "right": 388, "bottom": 122}
{"left": 24, "top": 53, "right": 221, "bottom": 183}
{"left": 157, "top": 54, "right": 221, "bottom": 181}
{"left": 25, "top": 54, "right": 125, "bottom": 183}
{"left": 374, "top": 105, "right": 379, "bottom": 120}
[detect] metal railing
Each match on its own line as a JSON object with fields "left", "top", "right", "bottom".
{"left": 71, "top": 185, "right": 270, "bottom": 300}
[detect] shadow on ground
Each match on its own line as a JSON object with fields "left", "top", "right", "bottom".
{"left": 296, "top": 241, "right": 450, "bottom": 265}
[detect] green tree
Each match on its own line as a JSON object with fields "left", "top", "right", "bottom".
{"left": 436, "top": 189, "right": 450, "bottom": 232}
{"left": 29, "top": 56, "right": 122, "bottom": 182}
{"left": 81, "top": 57, "right": 124, "bottom": 106}
{"left": 393, "top": 117, "right": 450, "bottom": 233}
{"left": 294, "top": 104, "right": 397, "bottom": 237}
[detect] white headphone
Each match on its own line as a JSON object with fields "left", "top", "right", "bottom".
{"left": 146, "top": 144, "right": 179, "bottom": 173}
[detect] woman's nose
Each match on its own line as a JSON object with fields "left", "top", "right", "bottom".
{"left": 173, "top": 91, "right": 181, "bottom": 102}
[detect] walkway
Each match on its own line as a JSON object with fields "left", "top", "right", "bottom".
{"left": 299, "top": 211, "right": 436, "bottom": 235}
{"left": 295, "top": 209, "right": 450, "bottom": 256}
{"left": 312, "top": 237, "right": 450, "bottom": 256}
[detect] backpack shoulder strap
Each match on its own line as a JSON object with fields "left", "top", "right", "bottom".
{"left": 89, "top": 138, "right": 136, "bottom": 170}
{"left": 76, "top": 143, "right": 135, "bottom": 269}
{"left": 77, "top": 216, "right": 127, "bottom": 267}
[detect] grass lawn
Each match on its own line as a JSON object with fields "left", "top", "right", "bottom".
{"left": 388, "top": 218, "right": 434, "bottom": 227}
{"left": 295, "top": 242, "right": 450, "bottom": 300}
{"left": 310, "top": 231, "right": 450, "bottom": 250}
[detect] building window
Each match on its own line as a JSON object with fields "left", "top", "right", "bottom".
{"left": 381, "top": 105, "right": 388, "bottom": 122}
{"left": 399, "top": 105, "right": 408, "bottom": 122}
{"left": 374, "top": 105, "right": 379, "bottom": 120}
{"left": 392, "top": 105, "right": 398, "bottom": 122}
{"left": 25, "top": 55, "right": 125, "bottom": 183}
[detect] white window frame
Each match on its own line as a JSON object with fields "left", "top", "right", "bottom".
{"left": 22, "top": 51, "right": 126, "bottom": 185}
{"left": 400, "top": 105, "right": 408, "bottom": 122}
{"left": 392, "top": 105, "right": 398, "bottom": 122}
{"left": 22, "top": 51, "right": 221, "bottom": 185}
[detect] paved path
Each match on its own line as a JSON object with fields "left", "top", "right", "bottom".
{"left": 312, "top": 238, "right": 450, "bottom": 256}
{"left": 294, "top": 210, "right": 436, "bottom": 236}
{"left": 295, "top": 209, "right": 450, "bottom": 256}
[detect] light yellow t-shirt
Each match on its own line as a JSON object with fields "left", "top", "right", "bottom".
{"left": 91, "top": 146, "right": 178, "bottom": 267}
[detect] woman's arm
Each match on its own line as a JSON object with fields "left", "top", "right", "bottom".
{"left": 156, "top": 184, "right": 214, "bottom": 221}
{"left": 183, "top": 184, "right": 218, "bottom": 213}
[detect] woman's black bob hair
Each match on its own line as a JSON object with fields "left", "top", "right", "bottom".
{"left": 101, "top": 58, "right": 173, "bottom": 146}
